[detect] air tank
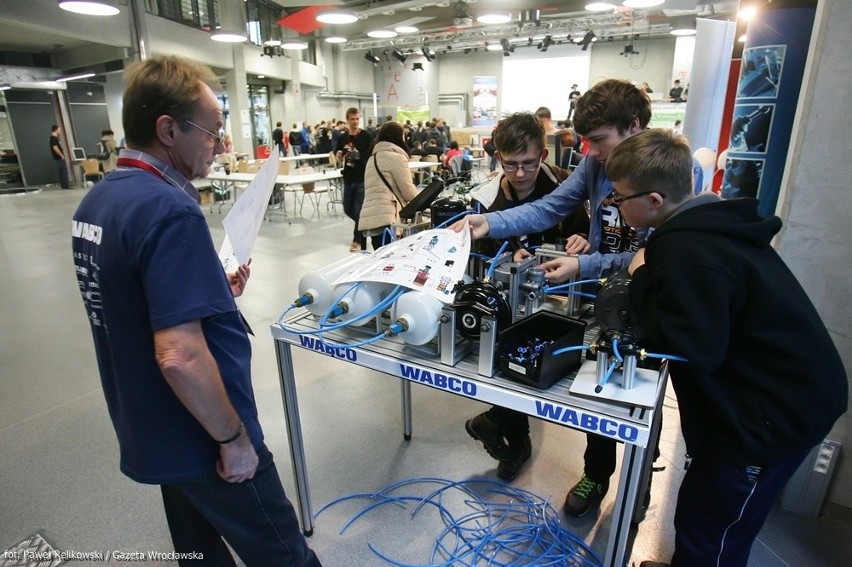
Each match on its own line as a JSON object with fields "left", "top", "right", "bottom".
{"left": 391, "top": 290, "right": 444, "bottom": 345}
{"left": 297, "top": 253, "right": 366, "bottom": 316}
{"left": 332, "top": 282, "right": 395, "bottom": 326}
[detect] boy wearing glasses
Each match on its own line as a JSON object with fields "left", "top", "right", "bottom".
{"left": 459, "top": 79, "right": 652, "bottom": 517}
{"left": 468, "top": 112, "right": 589, "bottom": 260}
{"left": 608, "top": 129, "right": 846, "bottom": 567}
{"left": 465, "top": 112, "right": 589, "bottom": 481}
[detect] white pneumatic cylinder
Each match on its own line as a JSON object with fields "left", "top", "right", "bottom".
{"left": 391, "top": 290, "right": 444, "bottom": 345}
{"left": 333, "top": 282, "right": 395, "bottom": 326}
{"left": 298, "top": 254, "right": 367, "bottom": 316}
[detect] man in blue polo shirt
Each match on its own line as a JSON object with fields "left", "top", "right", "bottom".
{"left": 71, "top": 55, "right": 321, "bottom": 567}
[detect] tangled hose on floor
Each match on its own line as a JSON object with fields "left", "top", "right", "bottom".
{"left": 315, "top": 477, "right": 603, "bottom": 566}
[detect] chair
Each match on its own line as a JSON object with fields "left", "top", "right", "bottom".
{"left": 81, "top": 158, "right": 103, "bottom": 183}
{"left": 320, "top": 152, "right": 337, "bottom": 172}
{"left": 409, "top": 155, "right": 422, "bottom": 162}
{"left": 423, "top": 154, "right": 441, "bottom": 175}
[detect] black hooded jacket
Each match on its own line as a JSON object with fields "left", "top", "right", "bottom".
{"left": 630, "top": 196, "right": 847, "bottom": 466}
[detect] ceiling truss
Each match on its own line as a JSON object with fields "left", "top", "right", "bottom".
{"left": 341, "top": 9, "right": 666, "bottom": 53}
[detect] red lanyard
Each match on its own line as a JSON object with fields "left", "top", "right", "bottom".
{"left": 116, "top": 157, "right": 166, "bottom": 181}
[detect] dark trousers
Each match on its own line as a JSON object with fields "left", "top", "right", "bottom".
{"left": 365, "top": 229, "right": 389, "bottom": 252}
{"left": 276, "top": 142, "right": 287, "bottom": 157}
{"left": 342, "top": 179, "right": 366, "bottom": 247}
{"left": 160, "top": 445, "right": 321, "bottom": 567}
{"left": 55, "top": 158, "right": 69, "bottom": 188}
{"left": 485, "top": 409, "right": 659, "bottom": 478}
{"left": 670, "top": 449, "right": 808, "bottom": 567}
{"left": 484, "top": 406, "right": 529, "bottom": 442}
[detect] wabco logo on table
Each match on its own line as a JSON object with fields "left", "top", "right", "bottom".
{"left": 535, "top": 401, "right": 639, "bottom": 442}
{"left": 399, "top": 364, "right": 477, "bottom": 396}
{"left": 298, "top": 336, "right": 357, "bottom": 361}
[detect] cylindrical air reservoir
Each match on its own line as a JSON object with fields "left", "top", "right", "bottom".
{"left": 297, "top": 254, "right": 366, "bottom": 316}
{"left": 333, "top": 282, "right": 395, "bottom": 326}
{"left": 391, "top": 290, "right": 444, "bottom": 345}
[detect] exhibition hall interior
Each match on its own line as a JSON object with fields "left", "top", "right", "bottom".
{"left": 1, "top": 0, "right": 850, "bottom": 566}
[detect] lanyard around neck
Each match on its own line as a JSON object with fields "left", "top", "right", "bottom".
{"left": 116, "top": 157, "right": 165, "bottom": 181}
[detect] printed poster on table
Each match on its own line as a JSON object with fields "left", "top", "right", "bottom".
{"left": 333, "top": 223, "right": 471, "bottom": 304}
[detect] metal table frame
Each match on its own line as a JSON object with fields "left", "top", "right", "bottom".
{"left": 271, "top": 311, "right": 666, "bottom": 567}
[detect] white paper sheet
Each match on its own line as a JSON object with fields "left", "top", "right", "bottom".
{"left": 333, "top": 221, "right": 471, "bottom": 304}
{"left": 220, "top": 156, "right": 278, "bottom": 266}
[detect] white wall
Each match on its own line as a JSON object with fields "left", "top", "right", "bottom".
{"left": 589, "top": 37, "right": 677, "bottom": 95}
{"left": 774, "top": 0, "right": 852, "bottom": 513}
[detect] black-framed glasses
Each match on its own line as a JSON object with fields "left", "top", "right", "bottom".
{"left": 182, "top": 119, "right": 225, "bottom": 146}
{"left": 500, "top": 157, "right": 541, "bottom": 172}
{"left": 611, "top": 190, "right": 666, "bottom": 205}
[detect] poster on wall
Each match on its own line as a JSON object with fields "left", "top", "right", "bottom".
{"left": 397, "top": 106, "right": 431, "bottom": 125}
{"left": 472, "top": 76, "right": 497, "bottom": 127}
{"left": 730, "top": 104, "right": 774, "bottom": 153}
{"left": 722, "top": 157, "right": 764, "bottom": 199}
{"left": 721, "top": 2, "right": 815, "bottom": 216}
{"left": 736, "top": 46, "right": 786, "bottom": 99}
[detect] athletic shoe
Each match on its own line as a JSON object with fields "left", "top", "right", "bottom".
{"left": 564, "top": 474, "right": 609, "bottom": 517}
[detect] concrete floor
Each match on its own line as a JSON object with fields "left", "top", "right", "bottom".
{"left": 1, "top": 184, "right": 849, "bottom": 566}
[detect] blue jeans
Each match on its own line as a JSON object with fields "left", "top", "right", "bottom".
{"left": 670, "top": 449, "right": 809, "bottom": 567}
{"left": 56, "top": 158, "right": 69, "bottom": 188}
{"left": 342, "top": 179, "right": 366, "bottom": 246}
{"left": 161, "top": 445, "right": 321, "bottom": 567}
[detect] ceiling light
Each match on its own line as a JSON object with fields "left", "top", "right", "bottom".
{"left": 585, "top": 2, "right": 616, "bottom": 11}
{"left": 395, "top": 26, "right": 419, "bottom": 34}
{"left": 367, "top": 29, "right": 397, "bottom": 39}
{"left": 622, "top": 0, "right": 664, "bottom": 8}
{"left": 57, "top": 0, "right": 119, "bottom": 16}
{"left": 0, "top": 84, "right": 12, "bottom": 91}
{"left": 578, "top": 29, "right": 596, "bottom": 51}
{"left": 364, "top": 51, "right": 381, "bottom": 64}
{"left": 211, "top": 0, "right": 248, "bottom": 43}
{"left": 281, "top": 40, "right": 309, "bottom": 50}
{"left": 391, "top": 49, "right": 407, "bottom": 63}
{"left": 325, "top": 36, "right": 347, "bottom": 44}
{"left": 486, "top": 43, "right": 503, "bottom": 52}
{"left": 57, "top": 72, "right": 95, "bottom": 82}
{"left": 670, "top": 29, "right": 696, "bottom": 37}
{"left": 476, "top": 14, "right": 511, "bottom": 25}
{"left": 739, "top": 5, "right": 758, "bottom": 21}
{"left": 315, "top": 9, "right": 358, "bottom": 25}
{"left": 257, "top": 75, "right": 266, "bottom": 79}
{"left": 738, "top": 34, "right": 747, "bottom": 43}
{"left": 422, "top": 46, "right": 436, "bottom": 61}
{"left": 264, "top": 39, "right": 281, "bottom": 46}
{"left": 621, "top": 43, "right": 639, "bottom": 57}
{"left": 211, "top": 31, "right": 247, "bottom": 43}
{"left": 412, "top": 62, "right": 424, "bottom": 71}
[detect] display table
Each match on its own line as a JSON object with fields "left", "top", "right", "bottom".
{"left": 271, "top": 310, "right": 667, "bottom": 567}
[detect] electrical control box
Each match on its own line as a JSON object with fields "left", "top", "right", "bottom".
{"left": 780, "top": 438, "right": 841, "bottom": 518}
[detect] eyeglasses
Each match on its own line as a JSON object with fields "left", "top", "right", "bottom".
{"left": 611, "top": 190, "right": 665, "bottom": 205}
{"left": 182, "top": 119, "right": 225, "bottom": 146}
{"left": 500, "top": 157, "right": 541, "bottom": 173}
